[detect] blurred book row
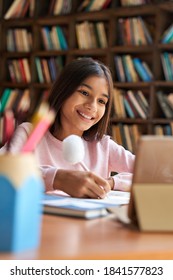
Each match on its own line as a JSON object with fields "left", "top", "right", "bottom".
{"left": 114, "top": 55, "right": 153, "bottom": 82}
{"left": 5, "top": 19, "right": 173, "bottom": 53}
{"left": 112, "top": 88, "right": 173, "bottom": 119}
{"left": 4, "top": 0, "right": 166, "bottom": 19}
{"left": 4, "top": 0, "right": 112, "bottom": 19}
{"left": 117, "top": 16, "right": 153, "bottom": 46}
{"left": 112, "top": 121, "right": 173, "bottom": 154}
{"left": 7, "top": 57, "right": 64, "bottom": 84}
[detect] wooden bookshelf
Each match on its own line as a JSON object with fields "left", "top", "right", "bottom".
{"left": 0, "top": 0, "right": 173, "bottom": 151}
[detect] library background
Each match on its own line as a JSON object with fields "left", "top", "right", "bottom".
{"left": 0, "top": 0, "right": 173, "bottom": 153}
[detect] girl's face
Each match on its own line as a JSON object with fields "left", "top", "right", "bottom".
{"left": 57, "top": 76, "right": 109, "bottom": 139}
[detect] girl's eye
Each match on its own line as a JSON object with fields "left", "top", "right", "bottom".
{"left": 99, "top": 99, "right": 106, "bottom": 105}
{"left": 79, "top": 90, "right": 89, "bottom": 96}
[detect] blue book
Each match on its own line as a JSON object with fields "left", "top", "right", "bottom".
{"left": 48, "top": 57, "right": 57, "bottom": 81}
{"left": 123, "top": 96, "right": 135, "bottom": 118}
{"left": 35, "top": 58, "right": 44, "bottom": 83}
{"left": 0, "top": 88, "right": 11, "bottom": 113}
{"left": 164, "top": 124, "right": 172, "bottom": 135}
{"left": 122, "top": 55, "right": 133, "bottom": 82}
{"left": 56, "top": 26, "right": 68, "bottom": 50}
{"left": 42, "top": 27, "right": 53, "bottom": 50}
{"left": 114, "top": 55, "right": 126, "bottom": 82}
{"left": 133, "top": 58, "right": 152, "bottom": 81}
{"left": 161, "top": 24, "right": 173, "bottom": 43}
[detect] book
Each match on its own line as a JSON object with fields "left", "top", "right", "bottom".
{"left": 124, "top": 124, "right": 133, "bottom": 152}
{"left": 42, "top": 194, "right": 108, "bottom": 219}
{"left": 56, "top": 26, "right": 68, "bottom": 50}
{"left": 122, "top": 55, "right": 133, "bottom": 82}
{"left": 156, "top": 91, "right": 173, "bottom": 118}
{"left": 112, "top": 88, "right": 126, "bottom": 118}
{"left": 4, "top": 0, "right": 23, "bottom": 19}
{"left": 4, "top": 89, "right": 18, "bottom": 111}
{"left": 0, "top": 88, "right": 11, "bottom": 113}
{"left": 112, "top": 124, "right": 123, "bottom": 145}
{"left": 95, "top": 22, "right": 108, "bottom": 48}
{"left": 35, "top": 57, "right": 44, "bottom": 83}
{"left": 167, "top": 93, "right": 173, "bottom": 107}
{"left": 127, "top": 90, "right": 147, "bottom": 119}
{"left": 133, "top": 57, "right": 152, "bottom": 81}
{"left": 114, "top": 55, "right": 126, "bottom": 82}
{"left": 42, "top": 191, "right": 130, "bottom": 219}
{"left": 123, "top": 95, "right": 135, "bottom": 118}
{"left": 125, "top": 55, "right": 139, "bottom": 82}
{"left": 161, "top": 52, "right": 173, "bottom": 81}
{"left": 138, "top": 16, "right": 153, "bottom": 44}
{"left": 135, "top": 90, "right": 149, "bottom": 116}
{"left": 161, "top": 23, "right": 173, "bottom": 43}
{"left": 50, "top": 26, "right": 61, "bottom": 50}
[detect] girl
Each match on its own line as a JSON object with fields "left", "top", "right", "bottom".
{"left": 1, "top": 58, "right": 135, "bottom": 198}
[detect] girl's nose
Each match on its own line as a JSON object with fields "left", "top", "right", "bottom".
{"left": 85, "top": 99, "right": 97, "bottom": 111}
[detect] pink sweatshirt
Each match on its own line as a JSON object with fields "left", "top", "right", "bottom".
{"left": 0, "top": 122, "right": 135, "bottom": 192}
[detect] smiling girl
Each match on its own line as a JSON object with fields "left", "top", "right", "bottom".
{"left": 1, "top": 58, "right": 135, "bottom": 198}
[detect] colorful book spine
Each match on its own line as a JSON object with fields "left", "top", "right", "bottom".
{"left": 133, "top": 58, "right": 152, "bottom": 81}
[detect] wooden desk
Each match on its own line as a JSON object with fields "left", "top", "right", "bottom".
{"left": 1, "top": 213, "right": 173, "bottom": 260}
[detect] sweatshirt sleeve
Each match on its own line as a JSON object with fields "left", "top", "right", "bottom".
{"left": 39, "top": 165, "right": 57, "bottom": 192}
{"left": 108, "top": 138, "right": 135, "bottom": 191}
{"left": 112, "top": 172, "right": 133, "bottom": 191}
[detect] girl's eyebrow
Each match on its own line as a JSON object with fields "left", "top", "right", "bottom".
{"left": 80, "top": 83, "right": 109, "bottom": 99}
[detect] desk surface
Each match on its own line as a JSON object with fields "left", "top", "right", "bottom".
{"left": 1, "top": 213, "right": 173, "bottom": 260}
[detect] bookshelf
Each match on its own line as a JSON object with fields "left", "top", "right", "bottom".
{"left": 0, "top": 0, "right": 173, "bottom": 152}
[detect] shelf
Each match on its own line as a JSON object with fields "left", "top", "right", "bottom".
{"left": 0, "top": 0, "right": 173, "bottom": 151}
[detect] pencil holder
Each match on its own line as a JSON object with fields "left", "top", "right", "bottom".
{"left": 0, "top": 153, "right": 44, "bottom": 252}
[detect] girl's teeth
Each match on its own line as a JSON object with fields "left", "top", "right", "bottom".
{"left": 80, "top": 112, "right": 91, "bottom": 119}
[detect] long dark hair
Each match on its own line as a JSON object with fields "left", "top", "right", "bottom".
{"left": 48, "top": 57, "right": 113, "bottom": 141}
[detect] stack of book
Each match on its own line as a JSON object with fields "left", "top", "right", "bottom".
{"left": 7, "top": 28, "right": 32, "bottom": 52}
{"left": 76, "top": 21, "right": 108, "bottom": 49}
{"left": 117, "top": 16, "right": 153, "bottom": 46}
{"left": 41, "top": 26, "right": 68, "bottom": 51}
{"left": 113, "top": 88, "right": 149, "bottom": 119}
{"left": 112, "top": 123, "right": 141, "bottom": 153}
{"left": 7, "top": 58, "right": 31, "bottom": 83}
{"left": 114, "top": 55, "right": 154, "bottom": 82}
{"left": 35, "top": 56, "right": 64, "bottom": 83}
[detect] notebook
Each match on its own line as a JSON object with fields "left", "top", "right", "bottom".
{"left": 42, "top": 191, "right": 130, "bottom": 219}
{"left": 128, "top": 135, "right": 173, "bottom": 231}
{"left": 42, "top": 194, "right": 108, "bottom": 219}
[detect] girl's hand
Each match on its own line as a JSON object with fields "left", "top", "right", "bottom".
{"left": 53, "top": 169, "right": 111, "bottom": 198}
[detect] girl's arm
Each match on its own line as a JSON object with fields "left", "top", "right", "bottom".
{"left": 108, "top": 138, "right": 135, "bottom": 191}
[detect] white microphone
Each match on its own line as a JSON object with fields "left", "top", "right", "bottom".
{"left": 62, "top": 134, "right": 89, "bottom": 171}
